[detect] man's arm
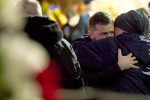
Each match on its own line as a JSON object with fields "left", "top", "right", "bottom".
{"left": 88, "top": 49, "right": 139, "bottom": 88}
{"left": 72, "top": 36, "right": 139, "bottom": 88}
{"left": 72, "top": 35, "right": 107, "bottom": 69}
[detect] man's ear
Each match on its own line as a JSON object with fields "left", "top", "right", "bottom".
{"left": 88, "top": 31, "right": 93, "bottom": 39}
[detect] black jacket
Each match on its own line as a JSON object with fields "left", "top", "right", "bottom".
{"left": 112, "top": 33, "right": 150, "bottom": 94}
{"left": 24, "top": 16, "right": 83, "bottom": 89}
{"left": 72, "top": 9, "right": 150, "bottom": 94}
{"left": 112, "top": 9, "right": 150, "bottom": 94}
{"left": 72, "top": 33, "right": 150, "bottom": 94}
{"left": 72, "top": 34, "right": 121, "bottom": 88}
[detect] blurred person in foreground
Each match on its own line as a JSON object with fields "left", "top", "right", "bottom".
{"left": 15, "top": 0, "right": 84, "bottom": 93}
{"left": 0, "top": 0, "right": 49, "bottom": 100}
{"left": 62, "top": 8, "right": 88, "bottom": 43}
{"left": 72, "top": 12, "right": 139, "bottom": 89}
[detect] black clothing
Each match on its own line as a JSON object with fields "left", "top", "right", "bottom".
{"left": 73, "top": 33, "right": 150, "bottom": 94}
{"left": 72, "top": 9, "right": 150, "bottom": 94}
{"left": 24, "top": 16, "right": 83, "bottom": 89}
{"left": 114, "top": 9, "right": 149, "bottom": 36}
{"left": 112, "top": 9, "right": 150, "bottom": 94}
{"left": 87, "top": 64, "right": 122, "bottom": 89}
{"left": 111, "top": 33, "right": 150, "bottom": 94}
{"left": 72, "top": 34, "right": 121, "bottom": 88}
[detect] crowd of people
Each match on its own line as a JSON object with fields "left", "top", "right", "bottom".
{"left": 1, "top": 0, "right": 150, "bottom": 100}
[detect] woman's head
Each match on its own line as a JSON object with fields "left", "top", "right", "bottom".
{"left": 114, "top": 9, "right": 149, "bottom": 37}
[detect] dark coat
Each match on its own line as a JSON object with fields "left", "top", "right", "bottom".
{"left": 112, "top": 9, "right": 150, "bottom": 94}
{"left": 72, "top": 34, "right": 121, "bottom": 88}
{"left": 24, "top": 16, "right": 83, "bottom": 89}
{"left": 73, "top": 10, "right": 150, "bottom": 94}
{"left": 72, "top": 9, "right": 150, "bottom": 94}
{"left": 111, "top": 33, "right": 150, "bottom": 94}
{"left": 72, "top": 33, "right": 150, "bottom": 94}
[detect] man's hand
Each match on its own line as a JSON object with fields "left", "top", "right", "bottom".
{"left": 117, "top": 48, "right": 139, "bottom": 71}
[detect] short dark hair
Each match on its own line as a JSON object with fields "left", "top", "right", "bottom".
{"left": 89, "top": 12, "right": 113, "bottom": 32}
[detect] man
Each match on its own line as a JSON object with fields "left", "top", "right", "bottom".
{"left": 72, "top": 12, "right": 139, "bottom": 89}
{"left": 16, "top": 0, "right": 84, "bottom": 90}
{"left": 88, "top": 12, "right": 114, "bottom": 41}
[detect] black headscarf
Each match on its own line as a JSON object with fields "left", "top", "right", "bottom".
{"left": 114, "top": 9, "right": 149, "bottom": 35}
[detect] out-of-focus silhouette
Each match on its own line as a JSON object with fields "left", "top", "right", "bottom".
{"left": 62, "top": 8, "right": 88, "bottom": 43}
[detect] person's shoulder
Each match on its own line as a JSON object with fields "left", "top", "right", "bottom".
{"left": 93, "top": 37, "right": 118, "bottom": 49}
{"left": 72, "top": 34, "right": 91, "bottom": 48}
{"left": 73, "top": 34, "right": 90, "bottom": 41}
{"left": 95, "top": 37, "right": 116, "bottom": 44}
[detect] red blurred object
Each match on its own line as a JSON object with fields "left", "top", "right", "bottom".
{"left": 36, "top": 59, "right": 62, "bottom": 100}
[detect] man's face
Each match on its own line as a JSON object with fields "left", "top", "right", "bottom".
{"left": 89, "top": 23, "right": 114, "bottom": 41}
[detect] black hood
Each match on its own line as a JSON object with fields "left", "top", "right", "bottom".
{"left": 24, "top": 16, "right": 63, "bottom": 47}
{"left": 114, "top": 9, "right": 149, "bottom": 36}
